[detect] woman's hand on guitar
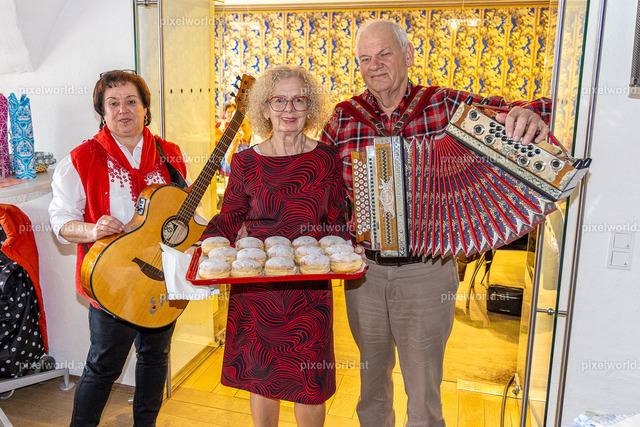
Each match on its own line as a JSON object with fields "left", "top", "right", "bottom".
{"left": 59, "top": 217, "right": 125, "bottom": 243}
{"left": 90, "top": 215, "right": 125, "bottom": 241}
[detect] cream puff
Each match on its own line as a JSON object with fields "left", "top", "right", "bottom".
{"left": 207, "top": 246, "right": 238, "bottom": 264}
{"left": 319, "top": 235, "right": 347, "bottom": 250}
{"left": 266, "top": 244, "right": 295, "bottom": 260}
{"left": 264, "top": 257, "right": 297, "bottom": 276}
{"left": 236, "top": 248, "right": 267, "bottom": 267}
{"left": 198, "top": 258, "right": 231, "bottom": 279}
{"left": 264, "top": 236, "right": 292, "bottom": 251}
{"left": 294, "top": 245, "right": 325, "bottom": 264}
{"left": 299, "top": 254, "right": 331, "bottom": 275}
{"left": 324, "top": 243, "right": 355, "bottom": 257}
{"left": 235, "top": 236, "right": 265, "bottom": 250}
{"left": 201, "top": 236, "right": 230, "bottom": 255}
{"left": 230, "top": 259, "right": 262, "bottom": 278}
{"left": 329, "top": 252, "right": 362, "bottom": 274}
{"left": 292, "top": 235, "right": 319, "bottom": 249}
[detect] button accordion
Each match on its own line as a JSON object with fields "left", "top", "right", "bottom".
{"left": 351, "top": 100, "right": 591, "bottom": 258}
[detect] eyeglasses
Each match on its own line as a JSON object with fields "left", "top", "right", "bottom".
{"left": 268, "top": 96, "right": 309, "bottom": 112}
{"left": 100, "top": 69, "right": 137, "bottom": 78}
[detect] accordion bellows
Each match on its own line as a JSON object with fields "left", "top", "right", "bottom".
{"left": 352, "top": 102, "right": 590, "bottom": 259}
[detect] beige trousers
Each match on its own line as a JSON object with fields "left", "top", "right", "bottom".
{"left": 345, "top": 258, "right": 459, "bottom": 427}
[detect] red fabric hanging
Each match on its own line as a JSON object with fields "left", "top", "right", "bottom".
{"left": 0, "top": 204, "right": 48, "bottom": 352}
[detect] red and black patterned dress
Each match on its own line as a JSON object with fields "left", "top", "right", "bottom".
{"left": 201, "top": 142, "right": 347, "bottom": 404}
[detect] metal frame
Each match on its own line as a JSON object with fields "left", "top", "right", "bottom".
{"left": 554, "top": 0, "right": 606, "bottom": 424}
{"left": 518, "top": 0, "right": 567, "bottom": 423}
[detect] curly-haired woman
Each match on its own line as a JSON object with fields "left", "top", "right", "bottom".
{"left": 194, "top": 65, "right": 347, "bottom": 427}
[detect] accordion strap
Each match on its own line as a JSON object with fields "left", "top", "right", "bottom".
{"left": 337, "top": 85, "right": 438, "bottom": 137}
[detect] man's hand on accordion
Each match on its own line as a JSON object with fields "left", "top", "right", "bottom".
{"left": 496, "top": 106, "right": 549, "bottom": 146}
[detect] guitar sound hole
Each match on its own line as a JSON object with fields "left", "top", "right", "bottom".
{"left": 162, "top": 217, "right": 188, "bottom": 247}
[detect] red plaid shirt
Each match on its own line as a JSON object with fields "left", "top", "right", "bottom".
{"left": 321, "top": 81, "right": 552, "bottom": 208}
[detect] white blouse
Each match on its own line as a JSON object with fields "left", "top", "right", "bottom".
{"left": 49, "top": 136, "right": 191, "bottom": 243}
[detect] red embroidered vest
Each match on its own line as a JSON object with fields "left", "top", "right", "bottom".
{"left": 70, "top": 128, "right": 187, "bottom": 305}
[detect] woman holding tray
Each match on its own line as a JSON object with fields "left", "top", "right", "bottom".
{"left": 194, "top": 65, "right": 347, "bottom": 427}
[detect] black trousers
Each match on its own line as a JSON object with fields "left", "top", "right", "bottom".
{"left": 70, "top": 306, "right": 175, "bottom": 427}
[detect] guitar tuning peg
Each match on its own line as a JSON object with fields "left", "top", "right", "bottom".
{"left": 235, "top": 75, "right": 241, "bottom": 81}
{"left": 232, "top": 84, "right": 239, "bottom": 90}
{"left": 230, "top": 92, "right": 236, "bottom": 98}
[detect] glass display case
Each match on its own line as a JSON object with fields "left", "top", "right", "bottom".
{"left": 134, "top": 0, "right": 221, "bottom": 392}
{"left": 133, "top": 1, "right": 593, "bottom": 421}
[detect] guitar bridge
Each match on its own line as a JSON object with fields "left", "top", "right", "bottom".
{"left": 132, "top": 257, "right": 164, "bottom": 281}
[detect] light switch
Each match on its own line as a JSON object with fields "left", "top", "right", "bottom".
{"left": 608, "top": 232, "right": 634, "bottom": 270}
{"left": 612, "top": 232, "right": 633, "bottom": 250}
{"left": 610, "top": 251, "right": 631, "bottom": 270}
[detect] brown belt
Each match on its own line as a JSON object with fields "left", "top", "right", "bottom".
{"left": 364, "top": 249, "right": 424, "bottom": 266}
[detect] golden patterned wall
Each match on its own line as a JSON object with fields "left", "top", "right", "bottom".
{"left": 213, "top": 6, "right": 557, "bottom": 118}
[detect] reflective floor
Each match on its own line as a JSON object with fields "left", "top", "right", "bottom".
{"left": 0, "top": 252, "right": 527, "bottom": 426}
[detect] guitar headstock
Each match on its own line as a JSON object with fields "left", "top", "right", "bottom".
{"left": 233, "top": 74, "right": 255, "bottom": 114}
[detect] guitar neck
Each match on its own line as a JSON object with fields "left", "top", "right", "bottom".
{"left": 176, "top": 111, "right": 246, "bottom": 224}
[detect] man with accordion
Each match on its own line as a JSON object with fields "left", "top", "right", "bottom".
{"left": 321, "top": 19, "right": 552, "bottom": 427}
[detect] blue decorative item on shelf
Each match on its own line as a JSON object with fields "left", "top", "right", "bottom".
{"left": 7, "top": 94, "right": 36, "bottom": 180}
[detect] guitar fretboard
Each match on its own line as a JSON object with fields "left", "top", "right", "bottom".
{"left": 175, "top": 111, "right": 246, "bottom": 225}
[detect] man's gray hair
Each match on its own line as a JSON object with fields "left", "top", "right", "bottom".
{"left": 355, "top": 19, "right": 410, "bottom": 57}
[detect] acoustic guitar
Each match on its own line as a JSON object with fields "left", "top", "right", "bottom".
{"left": 80, "top": 75, "right": 255, "bottom": 328}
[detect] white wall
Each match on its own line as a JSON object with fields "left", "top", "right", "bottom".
{"left": 0, "top": 0, "right": 138, "bottom": 385}
{"left": 558, "top": 0, "right": 640, "bottom": 423}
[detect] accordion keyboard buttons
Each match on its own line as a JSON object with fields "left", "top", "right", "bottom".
{"left": 459, "top": 108, "right": 567, "bottom": 182}
{"left": 448, "top": 102, "right": 591, "bottom": 202}
{"left": 517, "top": 156, "right": 530, "bottom": 167}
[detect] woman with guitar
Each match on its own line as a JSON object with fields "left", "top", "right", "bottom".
{"left": 49, "top": 70, "right": 188, "bottom": 426}
{"left": 193, "top": 66, "right": 347, "bottom": 427}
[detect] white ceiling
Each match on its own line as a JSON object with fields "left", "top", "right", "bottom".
{"left": 0, "top": 0, "right": 69, "bottom": 74}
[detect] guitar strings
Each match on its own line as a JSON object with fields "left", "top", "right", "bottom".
{"left": 146, "top": 112, "right": 247, "bottom": 273}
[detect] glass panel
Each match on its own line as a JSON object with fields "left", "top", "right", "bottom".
{"left": 129, "top": 0, "right": 592, "bottom": 420}
{"left": 137, "top": 5, "right": 161, "bottom": 137}
{"left": 135, "top": 0, "right": 220, "bottom": 389}
{"left": 518, "top": 1, "right": 591, "bottom": 425}
{"left": 163, "top": 0, "right": 217, "bottom": 388}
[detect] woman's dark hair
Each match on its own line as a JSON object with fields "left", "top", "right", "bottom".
{"left": 93, "top": 70, "right": 151, "bottom": 129}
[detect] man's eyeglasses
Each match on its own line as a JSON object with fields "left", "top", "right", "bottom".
{"left": 268, "top": 96, "right": 309, "bottom": 112}
{"left": 100, "top": 69, "right": 137, "bottom": 78}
